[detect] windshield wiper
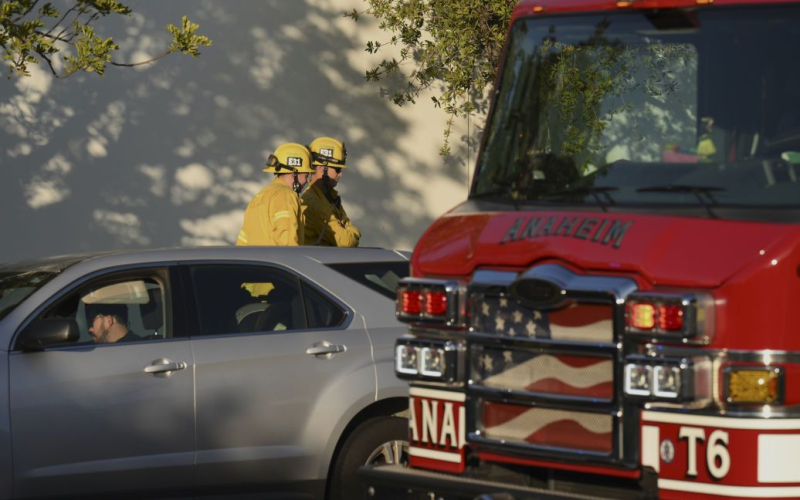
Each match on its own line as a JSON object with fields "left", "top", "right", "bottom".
{"left": 471, "top": 187, "right": 522, "bottom": 210}
{"left": 636, "top": 185, "right": 725, "bottom": 218}
{"left": 545, "top": 186, "right": 619, "bottom": 212}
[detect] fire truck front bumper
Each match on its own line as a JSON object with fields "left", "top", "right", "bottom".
{"left": 359, "top": 464, "right": 648, "bottom": 500}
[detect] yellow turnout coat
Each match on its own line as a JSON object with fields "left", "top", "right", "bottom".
{"left": 237, "top": 178, "right": 304, "bottom": 246}
{"left": 301, "top": 183, "right": 360, "bottom": 247}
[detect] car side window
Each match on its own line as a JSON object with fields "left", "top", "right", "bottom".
{"left": 190, "top": 265, "right": 307, "bottom": 336}
{"left": 302, "top": 282, "right": 345, "bottom": 329}
{"left": 23, "top": 275, "right": 168, "bottom": 347}
{"left": 325, "top": 261, "right": 410, "bottom": 299}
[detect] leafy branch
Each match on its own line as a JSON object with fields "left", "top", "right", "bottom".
{"left": 0, "top": 1, "right": 212, "bottom": 79}
{"left": 347, "top": 0, "right": 516, "bottom": 155}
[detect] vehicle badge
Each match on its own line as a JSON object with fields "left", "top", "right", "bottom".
{"left": 660, "top": 439, "right": 675, "bottom": 464}
{"left": 509, "top": 278, "right": 566, "bottom": 310}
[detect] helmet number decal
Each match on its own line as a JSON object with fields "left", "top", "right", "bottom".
{"left": 287, "top": 157, "right": 303, "bottom": 167}
{"left": 320, "top": 148, "right": 334, "bottom": 157}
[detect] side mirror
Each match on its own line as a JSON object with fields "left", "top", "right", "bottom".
{"left": 17, "top": 318, "right": 80, "bottom": 351}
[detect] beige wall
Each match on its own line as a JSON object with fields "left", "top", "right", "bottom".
{"left": 0, "top": 0, "right": 481, "bottom": 262}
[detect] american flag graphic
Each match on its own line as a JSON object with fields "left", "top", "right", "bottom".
{"left": 470, "top": 292, "right": 616, "bottom": 454}
{"left": 482, "top": 401, "right": 613, "bottom": 454}
{"left": 476, "top": 348, "right": 614, "bottom": 400}
{"left": 470, "top": 294, "right": 613, "bottom": 343}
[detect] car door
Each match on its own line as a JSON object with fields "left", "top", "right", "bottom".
{"left": 183, "top": 263, "right": 375, "bottom": 493}
{"left": 8, "top": 267, "right": 195, "bottom": 498}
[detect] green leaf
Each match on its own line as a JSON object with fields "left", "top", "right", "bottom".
{"left": 352, "top": 0, "right": 517, "bottom": 155}
{"left": 167, "top": 15, "right": 212, "bottom": 57}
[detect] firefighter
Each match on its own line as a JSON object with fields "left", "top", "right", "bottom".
{"left": 302, "top": 137, "right": 361, "bottom": 247}
{"left": 236, "top": 142, "right": 314, "bottom": 246}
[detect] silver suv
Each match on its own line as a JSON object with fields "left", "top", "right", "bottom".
{"left": 0, "top": 246, "right": 410, "bottom": 499}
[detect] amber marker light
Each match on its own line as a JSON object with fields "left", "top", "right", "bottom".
{"left": 629, "top": 303, "right": 656, "bottom": 329}
{"left": 696, "top": 0, "right": 714, "bottom": 4}
{"left": 532, "top": 5, "right": 545, "bottom": 13}
{"left": 726, "top": 367, "right": 782, "bottom": 404}
{"left": 617, "top": 1, "right": 633, "bottom": 7}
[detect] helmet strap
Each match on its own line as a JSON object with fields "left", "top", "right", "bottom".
{"left": 292, "top": 172, "right": 301, "bottom": 194}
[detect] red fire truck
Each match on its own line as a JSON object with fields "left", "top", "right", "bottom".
{"left": 361, "top": 0, "right": 800, "bottom": 498}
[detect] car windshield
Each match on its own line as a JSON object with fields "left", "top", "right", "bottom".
{"left": 473, "top": 6, "right": 800, "bottom": 218}
{"left": 0, "top": 270, "right": 58, "bottom": 321}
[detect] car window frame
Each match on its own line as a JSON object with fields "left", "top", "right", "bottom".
{"left": 178, "top": 260, "right": 353, "bottom": 340}
{"left": 11, "top": 263, "right": 183, "bottom": 352}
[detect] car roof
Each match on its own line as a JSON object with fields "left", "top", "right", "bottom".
{"left": 0, "top": 246, "right": 410, "bottom": 274}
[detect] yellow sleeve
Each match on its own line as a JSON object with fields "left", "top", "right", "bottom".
{"left": 271, "top": 192, "right": 302, "bottom": 246}
{"left": 329, "top": 207, "right": 361, "bottom": 247}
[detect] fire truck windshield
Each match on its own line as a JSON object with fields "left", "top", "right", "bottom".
{"left": 473, "top": 6, "right": 800, "bottom": 218}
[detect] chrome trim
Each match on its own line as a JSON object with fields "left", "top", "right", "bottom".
{"left": 647, "top": 346, "right": 800, "bottom": 365}
{"left": 470, "top": 270, "right": 518, "bottom": 289}
{"left": 512, "top": 264, "right": 638, "bottom": 305}
{"left": 468, "top": 331, "right": 619, "bottom": 350}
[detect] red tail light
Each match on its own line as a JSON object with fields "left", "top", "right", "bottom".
{"left": 658, "top": 304, "right": 684, "bottom": 331}
{"left": 425, "top": 291, "right": 447, "bottom": 316}
{"left": 401, "top": 290, "right": 422, "bottom": 314}
{"left": 395, "top": 279, "right": 466, "bottom": 327}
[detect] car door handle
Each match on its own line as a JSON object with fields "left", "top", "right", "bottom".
{"left": 306, "top": 343, "right": 346, "bottom": 356}
{"left": 144, "top": 358, "right": 188, "bottom": 374}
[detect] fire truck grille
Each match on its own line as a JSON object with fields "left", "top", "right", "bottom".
{"left": 482, "top": 401, "right": 613, "bottom": 454}
{"left": 473, "top": 347, "right": 614, "bottom": 400}
{"left": 470, "top": 294, "right": 613, "bottom": 344}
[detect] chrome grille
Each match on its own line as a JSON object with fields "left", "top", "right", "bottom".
{"left": 466, "top": 265, "right": 638, "bottom": 465}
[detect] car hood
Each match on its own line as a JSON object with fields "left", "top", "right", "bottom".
{"left": 412, "top": 208, "right": 800, "bottom": 288}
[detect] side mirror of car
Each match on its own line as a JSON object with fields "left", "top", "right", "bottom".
{"left": 17, "top": 318, "right": 80, "bottom": 351}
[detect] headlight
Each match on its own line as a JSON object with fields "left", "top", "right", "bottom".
{"left": 654, "top": 365, "right": 682, "bottom": 398}
{"left": 624, "top": 355, "right": 711, "bottom": 404}
{"left": 395, "top": 338, "right": 463, "bottom": 383}
{"left": 420, "top": 347, "right": 445, "bottom": 377}
{"left": 624, "top": 364, "right": 652, "bottom": 397}
{"left": 395, "top": 344, "right": 419, "bottom": 375}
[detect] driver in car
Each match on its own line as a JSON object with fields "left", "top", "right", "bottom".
{"left": 87, "top": 304, "right": 142, "bottom": 344}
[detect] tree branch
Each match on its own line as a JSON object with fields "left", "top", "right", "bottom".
{"left": 11, "top": 0, "right": 41, "bottom": 23}
{"left": 109, "top": 51, "right": 171, "bottom": 67}
{"left": 46, "top": 4, "right": 78, "bottom": 37}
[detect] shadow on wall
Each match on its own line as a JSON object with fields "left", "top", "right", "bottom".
{"left": 0, "top": 0, "right": 473, "bottom": 263}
